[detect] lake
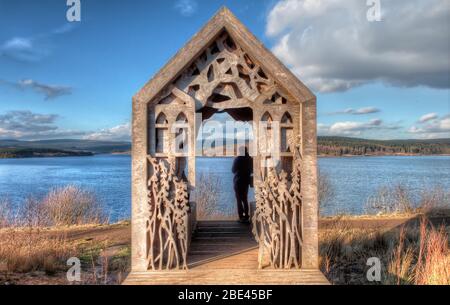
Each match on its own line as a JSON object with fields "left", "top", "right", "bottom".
{"left": 0, "top": 155, "right": 449, "bottom": 221}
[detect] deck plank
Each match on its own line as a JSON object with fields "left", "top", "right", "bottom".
{"left": 124, "top": 220, "right": 329, "bottom": 285}
{"left": 124, "top": 269, "right": 329, "bottom": 285}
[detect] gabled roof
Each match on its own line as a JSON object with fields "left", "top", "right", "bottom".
{"left": 134, "top": 7, "right": 315, "bottom": 105}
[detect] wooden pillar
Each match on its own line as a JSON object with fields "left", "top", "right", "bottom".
{"left": 301, "top": 97, "right": 319, "bottom": 269}
{"left": 131, "top": 97, "right": 148, "bottom": 272}
{"left": 188, "top": 109, "right": 196, "bottom": 189}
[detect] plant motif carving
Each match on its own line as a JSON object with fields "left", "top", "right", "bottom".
{"left": 252, "top": 144, "right": 303, "bottom": 269}
{"left": 146, "top": 157, "right": 190, "bottom": 270}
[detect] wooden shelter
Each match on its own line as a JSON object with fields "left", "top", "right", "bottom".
{"left": 126, "top": 7, "right": 326, "bottom": 284}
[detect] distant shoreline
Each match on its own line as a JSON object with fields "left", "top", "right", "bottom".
{"left": 1, "top": 136, "right": 449, "bottom": 159}
{"left": 318, "top": 153, "right": 450, "bottom": 158}
{"left": 172, "top": 153, "right": 450, "bottom": 159}
{"left": 0, "top": 148, "right": 93, "bottom": 159}
{"left": 2, "top": 151, "right": 450, "bottom": 159}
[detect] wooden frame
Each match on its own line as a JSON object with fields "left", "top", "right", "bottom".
{"left": 131, "top": 7, "right": 318, "bottom": 272}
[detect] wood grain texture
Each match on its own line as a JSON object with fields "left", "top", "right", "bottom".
{"left": 124, "top": 221, "right": 328, "bottom": 284}
{"left": 134, "top": 7, "right": 315, "bottom": 106}
{"left": 253, "top": 143, "right": 303, "bottom": 269}
{"left": 131, "top": 6, "right": 319, "bottom": 275}
{"left": 146, "top": 157, "right": 190, "bottom": 270}
{"left": 123, "top": 268, "right": 329, "bottom": 285}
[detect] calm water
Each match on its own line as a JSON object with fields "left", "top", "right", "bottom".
{"left": 0, "top": 155, "right": 449, "bottom": 221}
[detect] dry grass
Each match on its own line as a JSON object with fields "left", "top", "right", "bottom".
{"left": 413, "top": 219, "right": 449, "bottom": 284}
{"left": 75, "top": 241, "right": 131, "bottom": 285}
{"left": 0, "top": 185, "right": 130, "bottom": 284}
{"left": 365, "top": 183, "right": 450, "bottom": 216}
{"left": 0, "top": 227, "right": 76, "bottom": 274}
{"left": 0, "top": 185, "right": 108, "bottom": 277}
{"left": 320, "top": 216, "right": 450, "bottom": 285}
{"left": 2, "top": 183, "right": 448, "bottom": 285}
{"left": 0, "top": 225, "right": 131, "bottom": 284}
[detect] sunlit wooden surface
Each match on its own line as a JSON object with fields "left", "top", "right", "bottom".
{"left": 124, "top": 221, "right": 329, "bottom": 285}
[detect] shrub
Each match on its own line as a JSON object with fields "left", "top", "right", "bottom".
{"left": 0, "top": 198, "right": 13, "bottom": 228}
{"left": 365, "top": 183, "right": 415, "bottom": 215}
{"left": 40, "top": 185, "right": 107, "bottom": 226}
{"left": 318, "top": 170, "right": 335, "bottom": 214}
{"left": 418, "top": 185, "right": 450, "bottom": 216}
{"left": 366, "top": 183, "right": 450, "bottom": 216}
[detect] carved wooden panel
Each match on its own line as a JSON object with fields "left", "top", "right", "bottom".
{"left": 132, "top": 8, "right": 319, "bottom": 275}
{"left": 145, "top": 30, "right": 304, "bottom": 271}
{"left": 151, "top": 31, "right": 296, "bottom": 117}
{"left": 252, "top": 143, "right": 303, "bottom": 269}
{"left": 146, "top": 157, "right": 190, "bottom": 270}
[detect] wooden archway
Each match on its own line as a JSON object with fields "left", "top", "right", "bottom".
{"left": 130, "top": 7, "right": 319, "bottom": 274}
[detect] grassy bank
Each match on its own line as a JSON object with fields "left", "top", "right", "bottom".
{"left": 1, "top": 214, "right": 448, "bottom": 285}
{"left": 320, "top": 215, "right": 449, "bottom": 284}
{"left": 0, "top": 222, "right": 131, "bottom": 285}
{"left": 0, "top": 185, "right": 122, "bottom": 284}
{"left": 0, "top": 184, "right": 448, "bottom": 285}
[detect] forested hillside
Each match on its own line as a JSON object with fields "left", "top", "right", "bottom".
{"left": 318, "top": 137, "right": 450, "bottom": 156}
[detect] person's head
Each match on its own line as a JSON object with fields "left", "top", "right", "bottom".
{"left": 237, "top": 145, "right": 248, "bottom": 157}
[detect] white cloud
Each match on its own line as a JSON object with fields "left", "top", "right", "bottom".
{"left": 0, "top": 110, "right": 86, "bottom": 140}
{"left": 1, "top": 24, "right": 77, "bottom": 62}
{"left": 0, "top": 78, "right": 72, "bottom": 100}
{"left": 418, "top": 112, "right": 439, "bottom": 123}
{"left": 3, "top": 37, "right": 32, "bottom": 50}
{"left": 0, "top": 37, "right": 49, "bottom": 62}
{"left": 408, "top": 114, "right": 450, "bottom": 138}
{"left": 0, "top": 111, "right": 58, "bottom": 132}
{"left": 174, "top": 0, "right": 198, "bottom": 17}
{"left": 319, "top": 118, "right": 400, "bottom": 136}
{"left": 83, "top": 123, "right": 131, "bottom": 141}
{"left": 329, "top": 107, "right": 380, "bottom": 115}
{"left": 17, "top": 79, "right": 72, "bottom": 100}
{"left": 267, "top": 0, "right": 450, "bottom": 93}
{"left": 0, "top": 110, "right": 132, "bottom": 141}
{"left": 52, "top": 23, "right": 77, "bottom": 35}
{"left": 354, "top": 107, "right": 380, "bottom": 115}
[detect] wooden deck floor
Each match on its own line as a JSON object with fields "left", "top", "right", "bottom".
{"left": 124, "top": 221, "right": 329, "bottom": 285}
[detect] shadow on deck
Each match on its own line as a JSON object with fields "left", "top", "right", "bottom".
{"left": 124, "top": 221, "right": 329, "bottom": 285}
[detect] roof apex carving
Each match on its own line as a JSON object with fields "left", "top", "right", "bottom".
{"left": 134, "top": 7, "right": 315, "bottom": 106}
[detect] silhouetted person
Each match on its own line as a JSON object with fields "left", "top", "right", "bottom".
{"left": 232, "top": 147, "right": 253, "bottom": 223}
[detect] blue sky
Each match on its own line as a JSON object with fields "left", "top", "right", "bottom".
{"left": 0, "top": 0, "right": 449, "bottom": 141}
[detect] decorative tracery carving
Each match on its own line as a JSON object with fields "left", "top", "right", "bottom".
{"left": 281, "top": 112, "right": 294, "bottom": 153}
{"left": 146, "top": 157, "right": 190, "bottom": 270}
{"left": 261, "top": 111, "right": 273, "bottom": 122}
{"left": 281, "top": 112, "right": 292, "bottom": 124}
{"left": 155, "top": 112, "right": 168, "bottom": 154}
{"left": 153, "top": 31, "right": 292, "bottom": 111}
{"left": 175, "top": 112, "right": 189, "bottom": 153}
{"left": 252, "top": 143, "right": 303, "bottom": 269}
{"left": 147, "top": 31, "right": 302, "bottom": 271}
